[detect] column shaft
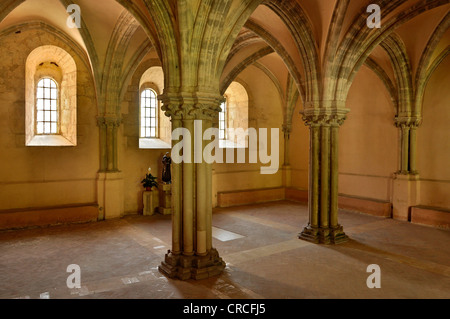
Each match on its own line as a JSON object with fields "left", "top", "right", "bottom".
{"left": 106, "top": 124, "right": 114, "bottom": 171}
{"left": 409, "top": 126, "right": 417, "bottom": 173}
{"left": 401, "top": 125, "right": 410, "bottom": 173}
{"left": 310, "top": 125, "right": 320, "bottom": 228}
{"left": 204, "top": 120, "right": 213, "bottom": 252}
{"left": 113, "top": 124, "right": 119, "bottom": 171}
{"left": 320, "top": 125, "right": 330, "bottom": 229}
{"left": 283, "top": 125, "right": 291, "bottom": 166}
{"left": 395, "top": 117, "right": 421, "bottom": 175}
{"left": 99, "top": 122, "right": 107, "bottom": 172}
{"left": 182, "top": 119, "right": 195, "bottom": 256}
{"left": 330, "top": 125, "right": 339, "bottom": 228}
{"left": 171, "top": 119, "right": 182, "bottom": 255}
{"left": 196, "top": 120, "right": 207, "bottom": 256}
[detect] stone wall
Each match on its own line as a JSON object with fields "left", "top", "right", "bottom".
{"left": 0, "top": 27, "right": 98, "bottom": 211}
{"left": 418, "top": 55, "right": 450, "bottom": 209}
{"left": 212, "top": 65, "right": 284, "bottom": 207}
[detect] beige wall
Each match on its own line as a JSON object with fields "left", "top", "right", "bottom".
{"left": 212, "top": 65, "right": 284, "bottom": 207}
{"left": 289, "top": 99, "right": 309, "bottom": 191}
{"left": 339, "top": 65, "right": 398, "bottom": 202}
{"left": 0, "top": 28, "right": 99, "bottom": 211}
{"left": 418, "top": 55, "right": 450, "bottom": 209}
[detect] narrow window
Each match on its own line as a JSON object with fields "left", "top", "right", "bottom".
{"left": 219, "top": 98, "right": 228, "bottom": 140}
{"left": 36, "top": 78, "right": 58, "bottom": 135}
{"left": 140, "top": 89, "right": 158, "bottom": 138}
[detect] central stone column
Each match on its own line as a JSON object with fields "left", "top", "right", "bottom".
{"left": 299, "top": 108, "right": 349, "bottom": 245}
{"left": 158, "top": 92, "right": 226, "bottom": 280}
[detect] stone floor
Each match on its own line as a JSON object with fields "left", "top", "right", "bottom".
{"left": 0, "top": 200, "right": 449, "bottom": 299}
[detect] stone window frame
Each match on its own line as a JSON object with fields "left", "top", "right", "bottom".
{"left": 25, "top": 45, "right": 77, "bottom": 147}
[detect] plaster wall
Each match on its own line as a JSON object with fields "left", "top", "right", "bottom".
{"left": 212, "top": 66, "right": 284, "bottom": 207}
{"left": 0, "top": 28, "right": 99, "bottom": 211}
{"left": 289, "top": 99, "right": 309, "bottom": 191}
{"left": 339, "top": 65, "right": 398, "bottom": 202}
{"left": 418, "top": 55, "right": 450, "bottom": 209}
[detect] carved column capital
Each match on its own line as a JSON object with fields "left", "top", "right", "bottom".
{"left": 394, "top": 116, "right": 422, "bottom": 128}
{"left": 282, "top": 123, "right": 293, "bottom": 135}
{"left": 301, "top": 108, "right": 350, "bottom": 127}
{"left": 160, "top": 91, "right": 224, "bottom": 121}
{"left": 97, "top": 115, "right": 122, "bottom": 128}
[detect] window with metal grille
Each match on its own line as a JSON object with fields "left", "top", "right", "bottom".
{"left": 219, "top": 99, "right": 227, "bottom": 140}
{"left": 36, "top": 78, "right": 58, "bottom": 135}
{"left": 140, "top": 89, "right": 158, "bottom": 138}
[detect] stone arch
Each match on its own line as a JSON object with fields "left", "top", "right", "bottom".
{"left": 415, "top": 12, "right": 450, "bottom": 116}
{"left": 220, "top": 46, "right": 274, "bottom": 95}
{"left": 244, "top": 19, "right": 306, "bottom": 104}
{"left": 363, "top": 57, "right": 398, "bottom": 113}
{"left": 333, "top": 0, "right": 450, "bottom": 104}
{"left": 380, "top": 33, "right": 413, "bottom": 116}
{"left": 262, "top": 0, "right": 321, "bottom": 105}
{"left": 0, "top": 0, "right": 100, "bottom": 98}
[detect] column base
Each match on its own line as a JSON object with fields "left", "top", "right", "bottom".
{"left": 392, "top": 173, "right": 420, "bottom": 221}
{"left": 97, "top": 172, "right": 124, "bottom": 220}
{"left": 298, "top": 225, "right": 348, "bottom": 245}
{"left": 158, "top": 248, "right": 226, "bottom": 280}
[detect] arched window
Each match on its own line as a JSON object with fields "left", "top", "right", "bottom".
{"left": 140, "top": 89, "right": 158, "bottom": 138}
{"left": 137, "top": 66, "right": 171, "bottom": 149}
{"left": 219, "top": 98, "right": 228, "bottom": 140}
{"left": 25, "top": 45, "right": 77, "bottom": 146}
{"left": 220, "top": 81, "right": 249, "bottom": 148}
{"left": 36, "top": 78, "right": 58, "bottom": 135}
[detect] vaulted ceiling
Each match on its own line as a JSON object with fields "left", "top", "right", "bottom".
{"left": 0, "top": 0, "right": 448, "bottom": 118}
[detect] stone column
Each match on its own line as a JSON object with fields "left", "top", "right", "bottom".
{"left": 97, "top": 116, "right": 122, "bottom": 173}
{"left": 282, "top": 123, "right": 292, "bottom": 188}
{"left": 298, "top": 109, "right": 349, "bottom": 245}
{"left": 282, "top": 123, "right": 292, "bottom": 166}
{"left": 395, "top": 116, "right": 421, "bottom": 175}
{"left": 409, "top": 124, "right": 418, "bottom": 175}
{"left": 158, "top": 92, "right": 226, "bottom": 280}
{"left": 96, "top": 116, "right": 124, "bottom": 220}
{"left": 392, "top": 117, "right": 421, "bottom": 220}
{"left": 171, "top": 116, "right": 182, "bottom": 255}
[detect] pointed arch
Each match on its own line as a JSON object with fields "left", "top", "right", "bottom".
{"left": 363, "top": 57, "right": 398, "bottom": 112}
{"left": 220, "top": 46, "right": 274, "bottom": 94}
{"left": 263, "top": 0, "right": 321, "bottom": 105}
{"left": 244, "top": 18, "right": 306, "bottom": 104}
{"left": 100, "top": 10, "right": 141, "bottom": 114}
{"left": 380, "top": 33, "right": 413, "bottom": 115}
{"left": 415, "top": 11, "right": 450, "bottom": 115}
{"left": 333, "top": 0, "right": 450, "bottom": 103}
